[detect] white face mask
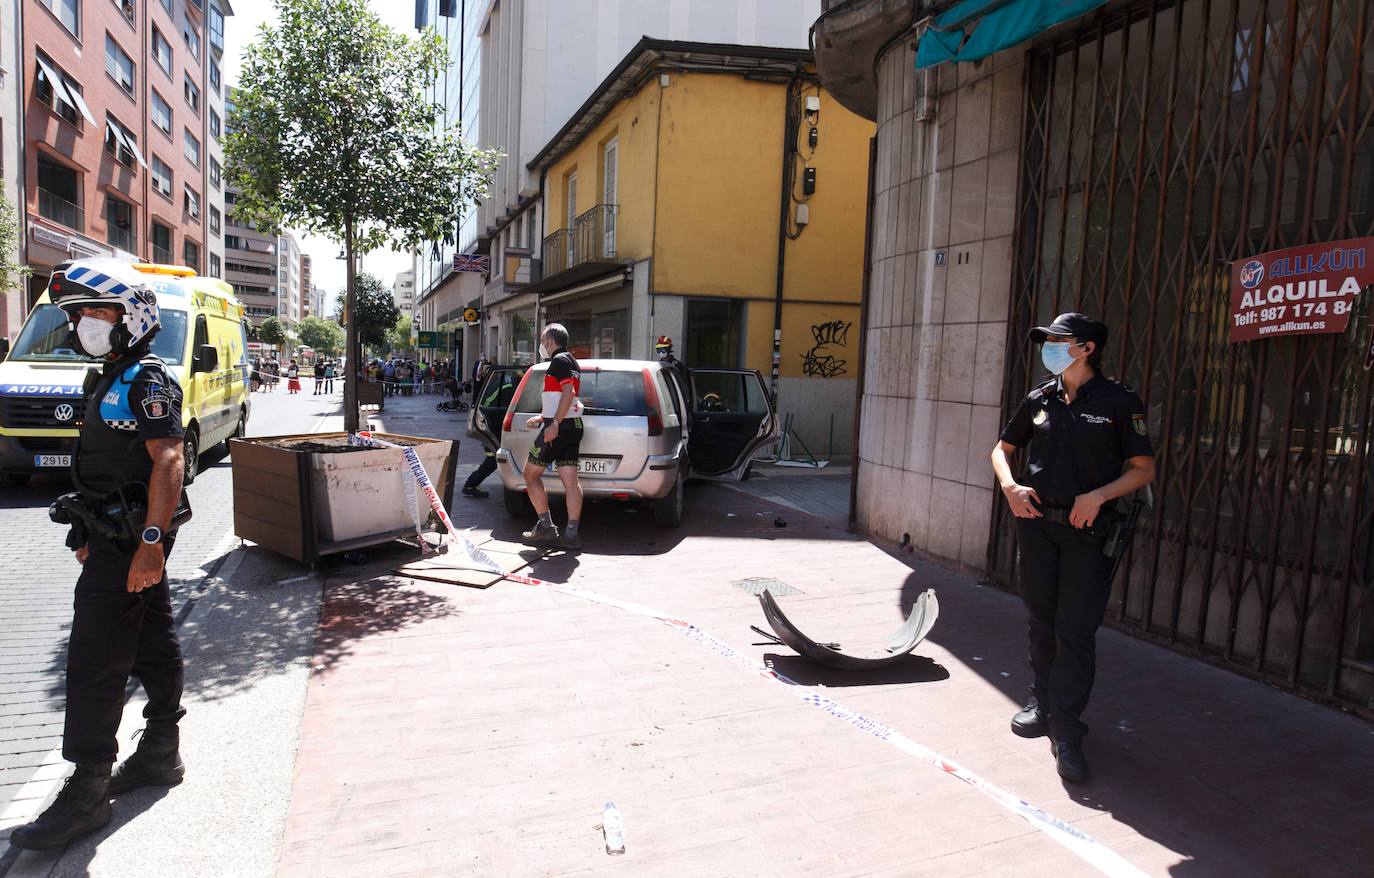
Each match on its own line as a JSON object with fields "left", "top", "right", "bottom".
{"left": 76, "top": 316, "right": 115, "bottom": 357}
{"left": 539, "top": 343, "right": 551, "bottom": 359}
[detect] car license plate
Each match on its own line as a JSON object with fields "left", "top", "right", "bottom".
{"left": 579, "top": 459, "right": 614, "bottom": 475}
{"left": 34, "top": 455, "right": 71, "bottom": 468}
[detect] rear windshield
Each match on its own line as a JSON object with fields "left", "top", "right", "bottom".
{"left": 514, "top": 366, "right": 647, "bottom": 416}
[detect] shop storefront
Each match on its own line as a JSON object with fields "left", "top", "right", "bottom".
{"left": 541, "top": 284, "right": 632, "bottom": 360}
{"left": 991, "top": 0, "right": 1374, "bottom": 709}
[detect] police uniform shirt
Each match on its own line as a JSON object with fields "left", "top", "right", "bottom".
{"left": 95, "top": 358, "right": 185, "bottom": 443}
{"left": 999, "top": 374, "right": 1153, "bottom": 506}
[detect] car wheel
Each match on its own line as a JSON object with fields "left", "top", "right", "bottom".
{"left": 182, "top": 427, "right": 199, "bottom": 486}
{"left": 0, "top": 472, "right": 32, "bottom": 489}
{"left": 652, "top": 467, "right": 685, "bottom": 528}
{"left": 503, "top": 487, "right": 532, "bottom": 518}
{"left": 231, "top": 407, "right": 247, "bottom": 442}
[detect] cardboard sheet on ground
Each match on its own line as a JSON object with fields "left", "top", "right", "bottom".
{"left": 392, "top": 534, "right": 535, "bottom": 589}
{"left": 758, "top": 588, "right": 939, "bottom": 670}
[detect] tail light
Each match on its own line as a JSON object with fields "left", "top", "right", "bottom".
{"left": 642, "top": 368, "right": 663, "bottom": 436}
{"left": 503, "top": 369, "right": 533, "bottom": 432}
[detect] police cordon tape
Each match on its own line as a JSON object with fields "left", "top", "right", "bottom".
{"left": 350, "top": 431, "right": 1149, "bottom": 878}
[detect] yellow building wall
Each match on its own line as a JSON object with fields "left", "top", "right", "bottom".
{"left": 543, "top": 84, "right": 661, "bottom": 263}
{"left": 653, "top": 74, "right": 783, "bottom": 297}
{"left": 781, "top": 89, "right": 873, "bottom": 304}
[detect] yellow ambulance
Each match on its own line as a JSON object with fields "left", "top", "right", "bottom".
{"left": 0, "top": 262, "right": 251, "bottom": 487}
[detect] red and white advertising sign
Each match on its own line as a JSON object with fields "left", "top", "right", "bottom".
{"left": 1229, "top": 236, "right": 1374, "bottom": 343}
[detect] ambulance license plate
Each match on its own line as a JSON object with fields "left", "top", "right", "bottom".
{"left": 35, "top": 455, "right": 71, "bottom": 468}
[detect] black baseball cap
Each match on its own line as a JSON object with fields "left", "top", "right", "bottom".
{"left": 1029, "top": 312, "right": 1108, "bottom": 347}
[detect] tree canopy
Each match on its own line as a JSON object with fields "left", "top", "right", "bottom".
{"left": 297, "top": 315, "right": 345, "bottom": 356}
{"left": 224, "top": 0, "right": 499, "bottom": 256}
{"left": 258, "top": 316, "right": 289, "bottom": 348}
{"left": 337, "top": 273, "right": 399, "bottom": 352}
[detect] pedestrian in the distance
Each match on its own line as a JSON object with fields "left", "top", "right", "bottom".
{"left": 287, "top": 359, "right": 301, "bottom": 394}
{"left": 989, "top": 312, "right": 1155, "bottom": 784}
{"left": 521, "top": 324, "right": 584, "bottom": 551}
{"left": 313, "top": 360, "right": 325, "bottom": 395}
{"left": 9, "top": 259, "right": 190, "bottom": 851}
{"left": 324, "top": 360, "right": 336, "bottom": 394}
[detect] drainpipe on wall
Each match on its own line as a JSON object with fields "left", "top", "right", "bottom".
{"left": 848, "top": 134, "right": 878, "bottom": 531}
{"left": 771, "top": 65, "right": 803, "bottom": 408}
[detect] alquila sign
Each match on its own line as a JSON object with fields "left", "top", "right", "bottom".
{"left": 1229, "top": 237, "right": 1374, "bottom": 343}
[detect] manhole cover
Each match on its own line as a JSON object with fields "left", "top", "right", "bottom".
{"left": 731, "top": 577, "right": 801, "bottom": 596}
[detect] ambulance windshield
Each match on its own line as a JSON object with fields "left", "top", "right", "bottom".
{"left": 8, "top": 304, "right": 188, "bottom": 365}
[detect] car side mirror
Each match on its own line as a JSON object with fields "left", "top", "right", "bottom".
{"left": 0, "top": 338, "right": 9, "bottom": 362}
{"left": 195, "top": 344, "right": 218, "bottom": 373}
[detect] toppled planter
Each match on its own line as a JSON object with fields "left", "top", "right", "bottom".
{"left": 229, "top": 432, "right": 458, "bottom": 565}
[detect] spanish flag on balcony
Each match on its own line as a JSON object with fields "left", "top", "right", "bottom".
{"left": 915, "top": 0, "right": 1108, "bottom": 68}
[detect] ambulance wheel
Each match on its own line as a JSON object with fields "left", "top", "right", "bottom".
{"left": 182, "top": 428, "right": 199, "bottom": 486}
{"left": 0, "top": 472, "right": 31, "bottom": 488}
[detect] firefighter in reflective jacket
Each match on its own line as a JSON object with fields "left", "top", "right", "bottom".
{"left": 10, "top": 259, "right": 190, "bottom": 852}
{"left": 989, "top": 312, "right": 1155, "bottom": 785}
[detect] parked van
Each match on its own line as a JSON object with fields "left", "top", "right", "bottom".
{"left": 469, "top": 359, "right": 777, "bottom": 527}
{"left": 0, "top": 262, "right": 251, "bottom": 487}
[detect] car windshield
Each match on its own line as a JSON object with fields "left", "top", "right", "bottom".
{"left": 513, "top": 366, "right": 648, "bottom": 416}
{"left": 8, "top": 303, "right": 188, "bottom": 365}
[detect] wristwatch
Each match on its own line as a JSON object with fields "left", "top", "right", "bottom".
{"left": 141, "top": 526, "right": 164, "bottom": 545}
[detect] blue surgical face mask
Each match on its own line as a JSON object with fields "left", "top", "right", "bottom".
{"left": 1041, "top": 341, "right": 1079, "bottom": 375}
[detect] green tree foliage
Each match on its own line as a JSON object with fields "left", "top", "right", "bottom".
{"left": 387, "top": 315, "right": 414, "bottom": 354}
{"left": 0, "top": 184, "right": 31, "bottom": 296}
{"left": 225, "top": 0, "right": 498, "bottom": 427}
{"left": 258, "top": 316, "right": 289, "bottom": 348}
{"left": 336, "top": 273, "right": 400, "bottom": 353}
{"left": 297, "top": 315, "right": 345, "bottom": 356}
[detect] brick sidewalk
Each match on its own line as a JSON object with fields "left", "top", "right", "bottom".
{"left": 276, "top": 394, "right": 1374, "bottom": 877}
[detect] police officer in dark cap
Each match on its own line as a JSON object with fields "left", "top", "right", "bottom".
{"left": 10, "top": 259, "right": 190, "bottom": 851}
{"left": 989, "top": 312, "right": 1154, "bottom": 783}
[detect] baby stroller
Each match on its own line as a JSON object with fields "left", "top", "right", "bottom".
{"left": 436, "top": 378, "right": 470, "bottom": 413}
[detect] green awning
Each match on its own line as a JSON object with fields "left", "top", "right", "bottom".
{"left": 916, "top": 0, "right": 1108, "bottom": 68}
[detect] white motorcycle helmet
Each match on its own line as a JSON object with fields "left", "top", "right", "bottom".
{"left": 51, "top": 258, "right": 161, "bottom": 358}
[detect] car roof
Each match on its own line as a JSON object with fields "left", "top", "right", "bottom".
{"left": 525, "top": 358, "right": 661, "bottom": 371}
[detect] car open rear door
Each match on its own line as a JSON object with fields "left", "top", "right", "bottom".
{"left": 686, "top": 368, "right": 778, "bottom": 480}
{"left": 467, "top": 366, "right": 527, "bottom": 449}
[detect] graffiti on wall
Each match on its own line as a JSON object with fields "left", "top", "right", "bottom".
{"left": 800, "top": 320, "right": 851, "bottom": 378}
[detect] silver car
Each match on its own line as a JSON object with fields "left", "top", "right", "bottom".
{"left": 468, "top": 359, "right": 778, "bottom": 527}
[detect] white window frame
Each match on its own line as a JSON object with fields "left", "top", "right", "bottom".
{"left": 565, "top": 171, "right": 577, "bottom": 265}
{"left": 104, "top": 35, "right": 135, "bottom": 96}
{"left": 183, "top": 128, "right": 200, "bottom": 168}
{"left": 152, "top": 27, "right": 172, "bottom": 75}
{"left": 151, "top": 156, "right": 173, "bottom": 198}
{"left": 602, "top": 137, "right": 617, "bottom": 256}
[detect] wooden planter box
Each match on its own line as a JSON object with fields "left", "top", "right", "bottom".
{"left": 229, "top": 432, "right": 458, "bottom": 566}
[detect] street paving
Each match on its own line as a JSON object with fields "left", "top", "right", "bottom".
{"left": 0, "top": 385, "right": 342, "bottom": 827}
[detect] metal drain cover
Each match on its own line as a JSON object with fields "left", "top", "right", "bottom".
{"left": 732, "top": 577, "right": 801, "bottom": 596}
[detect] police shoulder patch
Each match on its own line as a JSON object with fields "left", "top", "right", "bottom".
{"left": 1132, "top": 413, "right": 1147, "bottom": 436}
{"left": 141, "top": 387, "right": 172, "bottom": 420}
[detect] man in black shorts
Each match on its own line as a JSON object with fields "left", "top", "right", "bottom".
{"left": 521, "top": 323, "right": 584, "bottom": 550}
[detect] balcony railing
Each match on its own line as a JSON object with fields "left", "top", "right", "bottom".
{"left": 541, "top": 203, "right": 619, "bottom": 279}
{"left": 152, "top": 245, "right": 174, "bottom": 263}
{"left": 107, "top": 224, "right": 136, "bottom": 253}
{"left": 543, "top": 228, "right": 573, "bottom": 276}
{"left": 38, "top": 189, "right": 83, "bottom": 231}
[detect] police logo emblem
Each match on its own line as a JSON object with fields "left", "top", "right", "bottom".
{"left": 1132, "top": 413, "right": 1147, "bottom": 436}
{"left": 53, "top": 404, "right": 74, "bottom": 422}
{"left": 141, "top": 390, "right": 171, "bottom": 420}
{"left": 1032, "top": 409, "right": 1048, "bottom": 426}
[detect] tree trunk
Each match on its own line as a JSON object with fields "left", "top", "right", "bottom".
{"left": 343, "top": 217, "right": 360, "bottom": 432}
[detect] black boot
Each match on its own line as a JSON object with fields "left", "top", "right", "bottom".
{"left": 1052, "top": 738, "right": 1090, "bottom": 784}
{"left": 9, "top": 763, "right": 113, "bottom": 851}
{"left": 1010, "top": 700, "right": 1047, "bottom": 738}
{"left": 110, "top": 726, "right": 185, "bottom": 794}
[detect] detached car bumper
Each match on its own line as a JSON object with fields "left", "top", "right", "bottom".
{"left": 496, "top": 448, "right": 681, "bottom": 500}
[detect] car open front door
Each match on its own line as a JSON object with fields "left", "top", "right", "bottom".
{"left": 687, "top": 369, "right": 778, "bottom": 480}
{"left": 467, "top": 366, "right": 527, "bottom": 449}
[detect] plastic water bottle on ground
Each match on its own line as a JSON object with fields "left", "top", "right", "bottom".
{"left": 602, "top": 802, "right": 625, "bottom": 855}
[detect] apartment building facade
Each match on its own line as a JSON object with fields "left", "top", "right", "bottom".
{"left": 21, "top": 0, "right": 230, "bottom": 325}
{"left": 299, "top": 252, "right": 311, "bottom": 316}
{"left": 276, "top": 229, "right": 299, "bottom": 327}
{"left": 0, "top": 0, "right": 23, "bottom": 340}
{"left": 392, "top": 267, "right": 414, "bottom": 315}
{"left": 223, "top": 184, "right": 276, "bottom": 327}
